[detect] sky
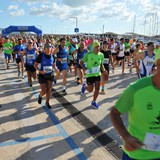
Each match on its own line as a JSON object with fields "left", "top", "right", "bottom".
{"left": 0, "top": 0, "right": 160, "bottom": 35}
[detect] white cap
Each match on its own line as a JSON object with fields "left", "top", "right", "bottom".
{"left": 155, "top": 42, "right": 160, "bottom": 46}
{"left": 72, "top": 38, "right": 78, "bottom": 43}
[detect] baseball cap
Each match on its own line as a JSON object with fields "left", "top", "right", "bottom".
{"left": 72, "top": 38, "right": 78, "bottom": 43}
{"left": 93, "top": 41, "right": 100, "bottom": 48}
{"left": 45, "top": 43, "right": 52, "bottom": 48}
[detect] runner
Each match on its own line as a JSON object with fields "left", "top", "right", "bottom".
{"left": 2, "top": 36, "right": 13, "bottom": 69}
{"left": 154, "top": 42, "right": 160, "bottom": 64}
{"left": 114, "top": 38, "right": 126, "bottom": 76}
{"left": 100, "top": 41, "right": 112, "bottom": 94}
{"left": 130, "top": 43, "right": 142, "bottom": 73}
{"left": 80, "top": 41, "right": 108, "bottom": 109}
{"left": 68, "top": 37, "right": 78, "bottom": 78}
{"left": 34, "top": 43, "right": 56, "bottom": 109}
{"left": 124, "top": 39, "right": 131, "bottom": 66}
{"left": 21, "top": 40, "right": 37, "bottom": 87}
{"left": 72, "top": 41, "right": 88, "bottom": 85}
{"left": 110, "top": 58, "right": 160, "bottom": 160}
{"left": 134, "top": 42, "right": 156, "bottom": 78}
{"left": 13, "top": 38, "right": 25, "bottom": 78}
{"left": 54, "top": 38, "right": 68, "bottom": 95}
{"left": 110, "top": 38, "right": 117, "bottom": 65}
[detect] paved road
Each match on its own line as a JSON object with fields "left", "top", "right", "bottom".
{"left": 0, "top": 52, "right": 138, "bottom": 160}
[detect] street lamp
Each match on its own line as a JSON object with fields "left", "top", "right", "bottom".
{"left": 70, "top": 16, "right": 78, "bottom": 33}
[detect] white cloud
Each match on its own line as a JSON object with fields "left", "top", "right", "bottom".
{"left": 9, "top": 9, "right": 25, "bottom": 16}
{"left": 8, "top": 4, "right": 19, "bottom": 10}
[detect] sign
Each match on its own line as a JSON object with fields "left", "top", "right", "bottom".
{"left": 18, "top": 26, "right": 28, "bottom": 31}
{"left": 74, "top": 28, "right": 79, "bottom": 33}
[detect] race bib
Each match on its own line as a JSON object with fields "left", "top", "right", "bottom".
{"left": 92, "top": 66, "right": 100, "bottom": 73}
{"left": 27, "top": 54, "right": 34, "bottom": 59}
{"left": 73, "top": 53, "right": 77, "bottom": 59}
{"left": 119, "top": 51, "right": 124, "bottom": 57}
{"left": 142, "top": 133, "right": 160, "bottom": 152}
{"left": 103, "top": 58, "right": 109, "bottom": 64}
{"left": 43, "top": 66, "right": 53, "bottom": 73}
{"left": 16, "top": 53, "right": 20, "bottom": 59}
{"left": 68, "top": 55, "right": 73, "bottom": 60}
{"left": 61, "top": 58, "right": 67, "bottom": 63}
{"left": 4, "top": 47, "right": 9, "bottom": 50}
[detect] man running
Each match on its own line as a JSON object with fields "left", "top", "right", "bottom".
{"left": 21, "top": 40, "right": 37, "bottom": 87}
{"left": 13, "top": 38, "right": 25, "bottom": 77}
{"left": 110, "top": 58, "right": 160, "bottom": 160}
{"left": 54, "top": 38, "right": 68, "bottom": 95}
{"left": 134, "top": 42, "right": 156, "bottom": 78}
{"left": 2, "top": 36, "right": 13, "bottom": 69}
{"left": 80, "top": 41, "right": 108, "bottom": 109}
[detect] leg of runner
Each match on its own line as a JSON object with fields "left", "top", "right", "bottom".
{"left": 45, "top": 80, "right": 52, "bottom": 109}
{"left": 27, "top": 71, "right": 33, "bottom": 87}
{"left": 92, "top": 80, "right": 101, "bottom": 109}
{"left": 21, "top": 62, "right": 24, "bottom": 79}
{"left": 121, "top": 59, "right": 126, "bottom": 76}
{"left": 60, "top": 70, "right": 67, "bottom": 95}
{"left": 38, "top": 83, "right": 46, "bottom": 104}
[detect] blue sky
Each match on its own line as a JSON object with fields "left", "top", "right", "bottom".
{"left": 0, "top": 0, "right": 160, "bottom": 35}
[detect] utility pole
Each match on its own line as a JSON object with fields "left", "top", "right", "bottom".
{"left": 132, "top": 15, "right": 136, "bottom": 38}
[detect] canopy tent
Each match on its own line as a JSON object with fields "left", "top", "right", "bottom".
{"left": 2, "top": 25, "right": 42, "bottom": 37}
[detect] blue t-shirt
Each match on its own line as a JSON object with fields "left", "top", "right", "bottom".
{"left": 13, "top": 45, "right": 25, "bottom": 59}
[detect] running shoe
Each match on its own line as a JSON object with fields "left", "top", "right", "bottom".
{"left": 18, "top": 71, "right": 21, "bottom": 77}
{"left": 91, "top": 101, "right": 100, "bottom": 109}
{"left": 38, "top": 95, "right": 42, "bottom": 104}
{"left": 53, "top": 79, "right": 57, "bottom": 84}
{"left": 46, "top": 102, "right": 51, "bottom": 109}
{"left": 81, "top": 84, "right": 86, "bottom": 94}
{"left": 101, "top": 90, "right": 106, "bottom": 95}
{"left": 60, "top": 90, "right": 67, "bottom": 95}
{"left": 22, "top": 75, "right": 24, "bottom": 79}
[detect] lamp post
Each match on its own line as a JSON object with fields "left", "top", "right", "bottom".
{"left": 70, "top": 16, "right": 78, "bottom": 33}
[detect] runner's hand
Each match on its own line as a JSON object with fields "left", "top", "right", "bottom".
{"left": 136, "top": 67, "right": 140, "bottom": 73}
{"left": 124, "top": 135, "right": 144, "bottom": 152}
{"left": 40, "top": 71, "right": 45, "bottom": 75}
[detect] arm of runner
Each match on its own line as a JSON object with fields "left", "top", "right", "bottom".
{"left": 110, "top": 107, "right": 144, "bottom": 151}
{"left": 20, "top": 49, "right": 26, "bottom": 63}
{"left": 53, "top": 47, "right": 61, "bottom": 61}
{"left": 134, "top": 52, "right": 145, "bottom": 73}
{"left": 115, "top": 44, "right": 120, "bottom": 52}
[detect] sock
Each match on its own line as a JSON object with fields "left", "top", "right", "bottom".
{"left": 102, "top": 86, "right": 104, "bottom": 91}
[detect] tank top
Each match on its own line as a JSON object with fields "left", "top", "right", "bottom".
{"left": 40, "top": 53, "right": 54, "bottom": 74}
{"left": 57, "top": 46, "right": 68, "bottom": 64}
{"left": 25, "top": 48, "right": 36, "bottom": 66}
{"left": 139, "top": 51, "right": 155, "bottom": 76}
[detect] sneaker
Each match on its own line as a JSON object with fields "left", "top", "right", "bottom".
{"left": 101, "top": 90, "right": 106, "bottom": 95}
{"left": 91, "top": 101, "right": 100, "bottom": 109}
{"left": 22, "top": 75, "right": 24, "bottom": 79}
{"left": 81, "top": 84, "right": 86, "bottom": 94}
{"left": 46, "top": 102, "right": 51, "bottom": 109}
{"left": 60, "top": 90, "right": 67, "bottom": 95}
{"left": 38, "top": 95, "right": 42, "bottom": 104}
{"left": 122, "top": 73, "right": 127, "bottom": 76}
{"left": 112, "top": 67, "right": 114, "bottom": 74}
{"left": 18, "top": 71, "right": 21, "bottom": 77}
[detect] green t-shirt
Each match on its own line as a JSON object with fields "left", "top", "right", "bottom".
{"left": 115, "top": 76, "right": 160, "bottom": 159}
{"left": 66, "top": 41, "right": 70, "bottom": 47}
{"left": 82, "top": 51, "right": 104, "bottom": 78}
{"left": 3, "top": 42, "right": 13, "bottom": 54}
{"left": 154, "top": 48, "right": 160, "bottom": 63}
{"left": 124, "top": 42, "right": 131, "bottom": 51}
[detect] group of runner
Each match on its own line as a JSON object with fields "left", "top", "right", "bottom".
{"left": 1, "top": 35, "right": 160, "bottom": 109}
